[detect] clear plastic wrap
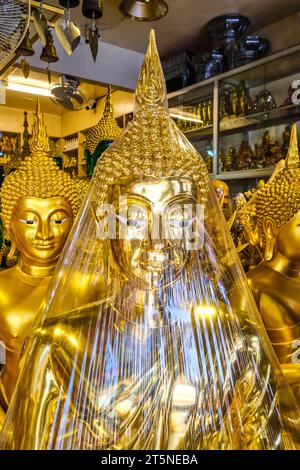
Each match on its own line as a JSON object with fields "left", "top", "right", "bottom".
{"left": 1, "top": 31, "right": 299, "bottom": 450}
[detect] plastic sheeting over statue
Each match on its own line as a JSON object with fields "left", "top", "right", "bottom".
{"left": 1, "top": 31, "right": 299, "bottom": 450}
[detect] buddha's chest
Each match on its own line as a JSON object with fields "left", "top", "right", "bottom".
{"left": 259, "top": 281, "right": 300, "bottom": 363}
{"left": 0, "top": 279, "right": 50, "bottom": 351}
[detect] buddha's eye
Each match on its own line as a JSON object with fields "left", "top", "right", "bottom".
{"left": 116, "top": 214, "right": 146, "bottom": 228}
{"left": 51, "top": 218, "right": 68, "bottom": 225}
{"left": 168, "top": 218, "right": 195, "bottom": 229}
{"left": 19, "top": 219, "right": 38, "bottom": 226}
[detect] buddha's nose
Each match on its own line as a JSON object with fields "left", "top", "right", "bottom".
{"left": 36, "top": 220, "right": 54, "bottom": 241}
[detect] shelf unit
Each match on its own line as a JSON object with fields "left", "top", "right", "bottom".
{"left": 59, "top": 131, "right": 87, "bottom": 177}
{"left": 168, "top": 43, "right": 300, "bottom": 194}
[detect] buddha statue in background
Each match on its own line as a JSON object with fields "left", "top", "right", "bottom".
{"left": 212, "top": 179, "right": 231, "bottom": 221}
{"left": 84, "top": 86, "right": 122, "bottom": 177}
{"left": 248, "top": 123, "right": 300, "bottom": 403}
{"left": 1, "top": 31, "right": 299, "bottom": 451}
{"left": 0, "top": 100, "right": 79, "bottom": 429}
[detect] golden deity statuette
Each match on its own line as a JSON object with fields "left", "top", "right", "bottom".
{"left": 212, "top": 179, "right": 231, "bottom": 220}
{"left": 0, "top": 100, "right": 80, "bottom": 429}
{"left": 248, "top": 123, "right": 300, "bottom": 414}
{"left": 1, "top": 31, "right": 299, "bottom": 450}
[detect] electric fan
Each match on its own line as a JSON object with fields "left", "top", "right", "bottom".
{"left": 0, "top": 0, "right": 31, "bottom": 64}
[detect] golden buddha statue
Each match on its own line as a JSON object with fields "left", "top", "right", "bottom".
{"left": 0, "top": 101, "right": 79, "bottom": 429}
{"left": 232, "top": 90, "right": 239, "bottom": 116}
{"left": 1, "top": 31, "right": 299, "bottom": 450}
{"left": 212, "top": 179, "right": 231, "bottom": 220}
{"left": 247, "top": 123, "right": 300, "bottom": 404}
{"left": 84, "top": 86, "right": 122, "bottom": 177}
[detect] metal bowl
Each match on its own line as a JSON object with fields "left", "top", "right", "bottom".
{"left": 238, "top": 35, "right": 271, "bottom": 65}
{"left": 207, "top": 14, "right": 250, "bottom": 50}
{"left": 193, "top": 50, "right": 227, "bottom": 82}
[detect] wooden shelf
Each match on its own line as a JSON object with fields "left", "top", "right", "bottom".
{"left": 216, "top": 167, "right": 274, "bottom": 180}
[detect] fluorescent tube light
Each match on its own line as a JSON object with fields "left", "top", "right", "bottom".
{"left": 6, "top": 82, "right": 53, "bottom": 97}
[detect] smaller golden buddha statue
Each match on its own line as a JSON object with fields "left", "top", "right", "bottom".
{"left": 0, "top": 100, "right": 79, "bottom": 428}
{"left": 222, "top": 146, "right": 237, "bottom": 172}
{"left": 248, "top": 123, "right": 300, "bottom": 409}
{"left": 232, "top": 90, "right": 239, "bottom": 116}
{"left": 207, "top": 100, "right": 213, "bottom": 124}
{"left": 84, "top": 86, "right": 122, "bottom": 177}
{"left": 237, "top": 141, "right": 253, "bottom": 170}
{"left": 212, "top": 179, "right": 231, "bottom": 220}
{"left": 201, "top": 100, "right": 208, "bottom": 125}
{"left": 238, "top": 81, "right": 248, "bottom": 116}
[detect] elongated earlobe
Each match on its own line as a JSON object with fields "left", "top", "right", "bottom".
{"left": 6, "top": 240, "right": 17, "bottom": 264}
{"left": 263, "top": 217, "right": 276, "bottom": 261}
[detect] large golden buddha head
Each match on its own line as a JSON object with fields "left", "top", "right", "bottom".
{"left": 0, "top": 101, "right": 79, "bottom": 267}
{"left": 92, "top": 31, "right": 209, "bottom": 288}
{"left": 256, "top": 123, "right": 300, "bottom": 261}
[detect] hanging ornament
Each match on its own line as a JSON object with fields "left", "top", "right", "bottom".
{"left": 82, "top": 0, "right": 103, "bottom": 19}
{"left": 59, "top": 0, "right": 80, "bottom": 6}
{"left": 16, "top": 30, "right": 35, "bottom": 79}
{"left": 82, "top": 1, "right": 103, "bottom": 62}
{"left": 40, "top": 30, "right": 59, "bottom": 84}
{"left": 33, "top": 0, "right": 48, "bottom": 47}
{"left": 55, "top": 2, "right": 81, "bottom": 55}
{"left": 88, "top": 15, "right": 101, "bottom": 62}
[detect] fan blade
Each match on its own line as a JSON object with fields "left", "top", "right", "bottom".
{"left": 89, "top": 28, "right": 98, "bottom": 62}
{"left": 72, "top": 93, "right": 85, "bottom": 105}
{"left": 33, "top": 9, "right": 48, "bottom": 47}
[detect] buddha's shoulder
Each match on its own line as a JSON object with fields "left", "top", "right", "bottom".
{"left": 0, "top": 266, "right": 18, "bottom": 284}
{"left": 247, "top": 263, "right": 281, "bottom": 293}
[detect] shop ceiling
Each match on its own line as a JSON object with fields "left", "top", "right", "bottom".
{"left": 49, "top": 0, "right": 300, "bottom": 56}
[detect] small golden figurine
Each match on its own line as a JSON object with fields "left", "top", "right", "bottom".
{"left": 238, "top": 80, "right": 248, "bottom": 116}
{"left": 248, "top": 124, "right": 300, "bottom": 438}
{"left": 237, "top": 141, "right": 254, "bottom": 170}
{"left": 207, "top": 100, "right": 213, "bottom": 124}
{"left": 232, "top": 90, "right": 239, "bottom": 116}
{"left": 197, "top": 102, "right": 203, "bottom": 127}
{"left": 221, "top": 146, "right": 237, "bottom": 172}
{"left": 201, "top": 100, "right": 208, "bottom": 126}
{"left": 212, "top": 179, "right": 231, "bottom": 220}
{"left": 0, "top": 100, "right": 80, "bottom": 429}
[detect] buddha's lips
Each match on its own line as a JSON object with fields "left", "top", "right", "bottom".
{"left": 33, "top": 242, "right": 56, "bottom": 250}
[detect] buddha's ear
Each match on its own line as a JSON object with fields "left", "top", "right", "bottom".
{"left": 263, "top": 217, "right": 277, "bottom": 261}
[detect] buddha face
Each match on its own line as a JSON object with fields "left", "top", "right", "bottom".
{"left": 274, "top": 211, "right": 300, "bottom": 262}
{"left": 10, "top": 196, "right": 73, "bottom": 266}
{"left": 106, "top": 177, "right": 200, "bottom": 288}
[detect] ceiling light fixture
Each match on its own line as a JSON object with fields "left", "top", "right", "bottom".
{"left": 6, "top": 82, "right": 53, "bottom": 97}
{"left": 119, "top": 0, "right": 168, "bottom": 22}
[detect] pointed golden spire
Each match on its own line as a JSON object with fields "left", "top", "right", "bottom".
{"left": 30, "top": 98, "right": 50, "bottom": 156}
{"left": 135, "top": 29, "right": 167, "bottom": 110}
{"left": 103, "top": 85, "right": 113, "bottom": 118}
{"left": 286, "top": 123, "right": 300, "bottom": 169}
